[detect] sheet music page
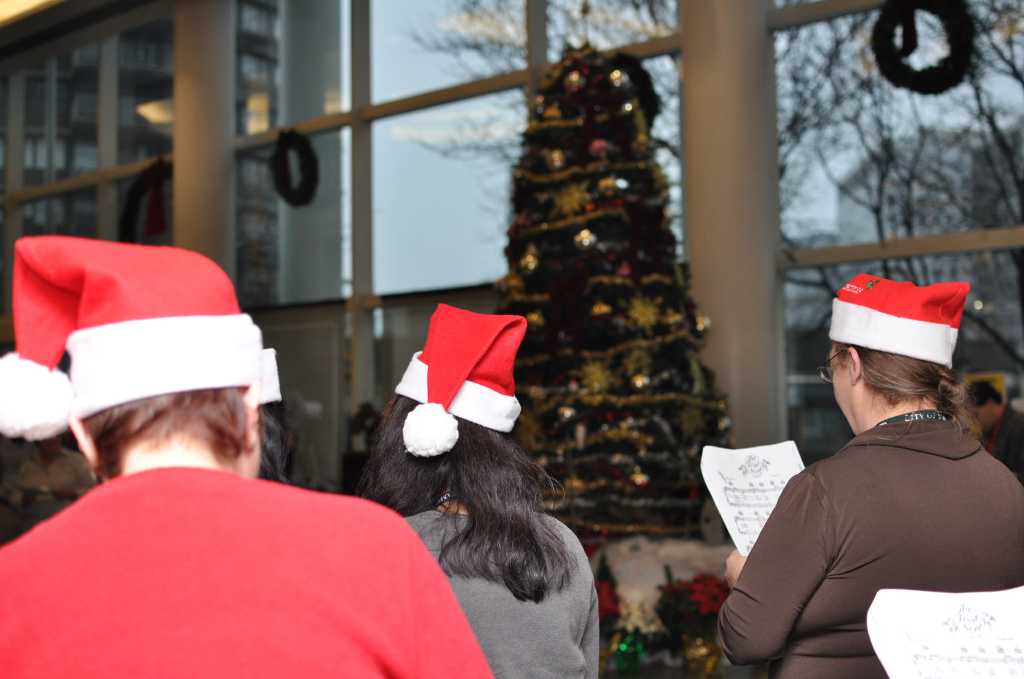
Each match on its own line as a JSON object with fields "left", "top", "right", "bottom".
{"left": 868, "top": 586, "right": 1024, "bottom": 679}
{"left": 699, "top": 441, "right": 804, "bottom": 556}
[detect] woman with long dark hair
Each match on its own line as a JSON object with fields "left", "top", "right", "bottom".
{"left": 717, "top": 274, "right": 1024, "bottom": 678}
{"left": 359, "top": 304, "right": 599, "bottom": 679}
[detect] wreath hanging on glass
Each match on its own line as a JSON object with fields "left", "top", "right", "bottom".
{"left": 269, "top": 129, "right": 319, "bottom": 206}
{"left": 870, "top": 0, "right": 975, "bottom": 95}
{"left": 118, "top": 157, "right": 172, "bottom": 243}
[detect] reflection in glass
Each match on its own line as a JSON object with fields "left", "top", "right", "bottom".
{"left": 118, "top": 19, "right": 174, "bottom": 163}
{"left": 644, "top": 54, "right": 684, "bottom": 255}
{"left": 373, "top": 0, "right": 525, "bottom": 102}
{"left": 23, "top": 190, "right": 98, "bottom": 238}
{"left": 116, "top": 174, "right": 173, "bottom": 246}
{"left": 776, "top": 7, "right": 1024, "bottom": 248}
{"left": 372, "top": 91, "right": 523, "bottom": 295}
{"left": 236, "top": 0, "right": 345, "bottom": 134}
{"left": 22, "top": 46, "right": 100, "bottom": 185}
{"left": 548, "top": 0, "right": 676, "bottom": 59}
{"left": 236, "top": 131, "right": 347, "bottom": 307}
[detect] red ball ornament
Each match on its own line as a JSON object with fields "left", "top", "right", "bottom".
{"left": 589, "top": 139, "right": 610, "bottom": 158}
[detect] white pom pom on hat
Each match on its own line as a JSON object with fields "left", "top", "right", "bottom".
{"left": 260, "top": 348, "right": 282, "bottom": 405}
{"left": 0, "top": 236, "right": 264, "bottom": 441}
{"left": 403, "top": 403, "right": 460, "bottom": 457}
{"left": 0, "top": 353, "right": 73, "bottom": 441}
{"left": 395, "top": 304, "right": 527, "bottom": 457}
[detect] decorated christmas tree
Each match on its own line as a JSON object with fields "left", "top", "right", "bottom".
{"left": 498, "top": 45, "right": 730, "bottom": 537}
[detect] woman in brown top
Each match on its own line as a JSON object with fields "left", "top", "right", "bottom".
{"left": 718, "top": 274, "right": 1024, "bottom": 678}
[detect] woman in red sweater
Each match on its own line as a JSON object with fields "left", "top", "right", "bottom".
{"left": 0, "top": 236, "right": 492, "bottom": 679}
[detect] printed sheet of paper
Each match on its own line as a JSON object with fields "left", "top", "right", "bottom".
{"left": 699, "top": 441, "right": 804, "bottom": 556}
{"left": 868, "top": 587, "right": 1024, "bottom": 679}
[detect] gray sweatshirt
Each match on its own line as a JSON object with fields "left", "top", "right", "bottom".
{"left": 406, "top": 510, "right": 599, "bottom": 679}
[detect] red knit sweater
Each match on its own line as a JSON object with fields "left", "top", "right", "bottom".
{"left": 0, "top": 467, "right": 493, "bottom": 678}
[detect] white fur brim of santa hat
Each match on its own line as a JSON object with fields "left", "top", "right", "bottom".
{"left": 829, "top": 299, "right": 958, "bottom": 368}
{"left": 395, "top": 351, "right": 521, "bottom": 433}
{"left": 0, "top": 236, "right": 267, "bottom": 441}
{"left": 260, "top": 348, "right": 282, "bottom": 405}
{"left": 66, "top": 314, "right": 264, "bottom": 419}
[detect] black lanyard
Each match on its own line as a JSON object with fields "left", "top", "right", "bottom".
{"left": 877, "top": 409, "right": 948, "bottom": 427}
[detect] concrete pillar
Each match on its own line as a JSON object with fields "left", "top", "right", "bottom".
{"left": 682, "top": 0, "right": 785, "bottom": 446}
{"left": 173, "top": 0, "right": 236, "bottom": 274}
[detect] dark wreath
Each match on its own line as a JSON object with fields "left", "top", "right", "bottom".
{"left": 269, "top": 129, "right": 319, "bottom": 206}
{"left": 870, "top": 0, "right": 975, "bottom": 95}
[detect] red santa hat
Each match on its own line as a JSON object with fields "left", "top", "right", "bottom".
{"left": 394, "top": 304, "right": 526, "bottom": 457}
{"left": 829, "top": 273, "right": 970, "bottom": 368}
{"left": 0, "top": 236, "right": 263, "bottom": 441}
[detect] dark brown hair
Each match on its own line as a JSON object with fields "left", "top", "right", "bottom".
{"left": 358, "top": 395, "right": 574, "bottom": 603}
{"left": 82, "top": 388, "right": 250, "bottom": 479}
{"left": 833, "top": 343, "right": 975, "bottom": 428}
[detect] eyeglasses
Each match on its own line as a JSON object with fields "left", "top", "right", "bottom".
{"left": 817, "top": 349, "right": 847, "bottom": 384}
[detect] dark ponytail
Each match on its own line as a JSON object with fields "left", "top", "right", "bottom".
{"left": 935, "top": 369, "right": 974, "bottom": 430}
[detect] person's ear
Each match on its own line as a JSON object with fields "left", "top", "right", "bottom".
{"left": 846, "top": 346, "right": 864, "bottom": 385}
{"left": 69, "top": 416, "right": 100, "bottom": 473}
{"left": 242, "top": 383, "right": 263, "bottom": 463}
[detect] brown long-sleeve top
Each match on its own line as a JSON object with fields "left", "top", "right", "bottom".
{"left": 718, "top": 420, "right": 1024, "bottom": 678}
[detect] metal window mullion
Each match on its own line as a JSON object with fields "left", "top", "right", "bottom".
{"left": 96, "top": 35, "right": 119, "bottom": 241}
{"left": 676, "top": 0, "right": 686, "bottom": 258}
{"left": 3, "top": 71, "right": 26, "bottom": 322}
{"left": 348, "top": 0, "right": 376, "bottom": 413}
{"left": 231, "top": 32, "right": 678, "bottom": 150}
{"left": 525, "top": 0, "right": 548, "bottom": 99}
{"left": 767, "top": 0, "right": 883, "bottom": 31}
{"left": 781, "top": 226, "right": 1024, "bottom": 270}
{"left": 45, "top": 58, "right": 57, "bottom": 204}
{"left": 0, "top": 0, "right": 174, "bottom": 79}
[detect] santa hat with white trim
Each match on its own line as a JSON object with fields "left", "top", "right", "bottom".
{"left": 394, "top": 304, "right": 526, "bottom": 457}
{"left": 829, "top": 273, "right": 970, "bottom": 368}
{"left": 0, "top": 236, "right": 263, "bottom": 441}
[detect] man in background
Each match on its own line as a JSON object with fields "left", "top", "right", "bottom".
{"left": 971, "top": 381, "right": 1024, "bottom": 483}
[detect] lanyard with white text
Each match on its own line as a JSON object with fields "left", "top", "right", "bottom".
{"left": 877, "top": 409, "right": 948, "bottom": 427}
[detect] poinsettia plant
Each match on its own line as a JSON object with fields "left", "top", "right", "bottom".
{"left": 655, "top": 568, "right": 730, "bottom": 640}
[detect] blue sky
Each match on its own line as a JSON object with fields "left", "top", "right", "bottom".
{"left": 370, "top": 1, "right": 521, "bottom": 295}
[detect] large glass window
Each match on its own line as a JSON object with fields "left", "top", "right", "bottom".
{"left": 116, "top": 173, "right": 173, "bottom": 246}
{"left": 22, "top": 189, "right": 98, "bottom": 238}
{"left": 644, "top": 54, "right": 683, "bottom": 254}
{"left": 0, "top": 77, "right": 7, "bottom": 196}
{"left": 372, "top": 90, "right": 524, "bottom": 295}
{"left": 371, "top": 0, "right": 526, "bottom": 103}
{"left": 22, "top": 45, "right": 100, "bottom": 185}
{"left": 236, "top": 130, "right": 349, "bottom": 307}
{"left": 775, "top": 7, "right": 1024, "bottom": 249}
{"left": 548, "top": 0, "right": 676, "bottom": 59}
{"left": 236, "top": 0, "right": 280, "bottom": 135}
{"left": 118, "top": 19, "right": 174, "bottom": 163}
{"left": 236, "top": 1, "right": 347, "bottom": 135}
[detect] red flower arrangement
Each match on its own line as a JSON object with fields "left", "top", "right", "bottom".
{"left": 655, "top": 570, "right": 730, "bottom": 639}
